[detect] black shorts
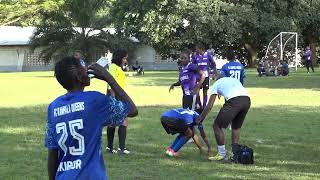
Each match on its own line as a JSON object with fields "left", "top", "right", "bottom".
{"left": 161, "top": 116, "right": 189, "bottom": 135}
{"left": 214, "top": 96, "right": 251, "bottom": 129}
{"left": 201, "top": 77, "right": 210, "bottom": 90}
{"left": 182, "top": 95, "right": 203, "bottom": 113}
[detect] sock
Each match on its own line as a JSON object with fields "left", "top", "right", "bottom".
{"left": 107, "top": 127, "right": 116, "bottom": 149}
{"left": 118, "top": 125, "right": 127, "bottom": 150}
{"left": 172, "top": 135, "right": 190, "bottom": 152}
{"left": 170, "top": 134, "right": 183, "bottom": 149}
{"left": 203, "top": 95, "right": 208, "bottom": 108}
{"left": 218, "top": 145, "right": 226, "bottom": 157}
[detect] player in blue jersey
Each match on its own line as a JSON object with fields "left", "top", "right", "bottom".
{"left": 45, "top": 57, "right": 138, "bottom": 180}
{"left": 192, "top": 43, "right": 217, "bottom": 108}
{"left": 220, "top": 50, "right": 245, "bottom": 85}
{"left": 161, "top": 108, "right": 212, "bottom": 158}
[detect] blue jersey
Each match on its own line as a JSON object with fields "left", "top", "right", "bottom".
{"left": 220, "top": 61, "right": 245, "bottom": 85}
{"left": 161, "top": 108, "right": 200, "bottom": 127}
{"left": 45, "top": 91, "right": 131, "bottom": 180}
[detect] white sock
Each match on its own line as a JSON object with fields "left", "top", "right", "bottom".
{"left": 218, "top": 145, "right": 226, "bottom": 157}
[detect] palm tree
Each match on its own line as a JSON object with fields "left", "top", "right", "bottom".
{"left": 30, "top": 0, "right": 135, "bottom": 63}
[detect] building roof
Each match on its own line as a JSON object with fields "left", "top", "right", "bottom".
{"left": 0, "top": 26, "right": 139, "bottom": 46}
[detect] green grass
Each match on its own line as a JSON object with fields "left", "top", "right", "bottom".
{"left": 0, "top": 69, "right": 319, "bottom": 179}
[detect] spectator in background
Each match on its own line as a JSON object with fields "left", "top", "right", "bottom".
{"left": 304, "top": 46, "right": 314, "bottom": 73}
{"left": 132, "top": 61, "right": 144, "bottom": 75}
{"left": 280, "top": 60, "right": 289, "bottom": 76}
{"left": 73, "top": 51, "right": 86, "bottom": 68}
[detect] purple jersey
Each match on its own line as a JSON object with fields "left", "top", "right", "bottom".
{"left": 304, "top": 49, "right": 312, "bottom": 61}
{"left": 192, "top": 52, "right": 214, "bottom": 77}
{"left": 179, "top": 63, "right": 200, "bottom": 96}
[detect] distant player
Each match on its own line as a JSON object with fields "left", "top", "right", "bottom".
{"left": 197, "top": 76, "right": 250, "bottom": 161}
{"left": 161, "top": 108, "right": 212, "bottom": 157}
{"left": 220, "top": 50, "right": 245, "bottom": 85}
{"left": 192, "top": 43, "right": 217, "bottom": 108}
{"left": 170, "top": 51, "right": 205, "bottom": 112}
{"left": 73, "top": 51, "right": 87, "bottom": 68}
{"left": 45, "top": 57, "right": 138, "bottom": 180}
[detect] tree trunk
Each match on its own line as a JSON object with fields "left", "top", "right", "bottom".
{"left": 310, "top": 38, "right": 318, "bottom": 67}
{"left": 244, "top": 44, "right": 257, "bottom": 67}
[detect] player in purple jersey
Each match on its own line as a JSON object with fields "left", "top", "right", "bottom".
{"left": 220, "top": 50, "right": 245, "bottom": 85}
{"left": 192, "top": 43, "right": 217, "bottom": 108}
{"left": 169, "top": 51, "right": 205, "bottom": 113}
{"left": 45, "top": 57, "right": 138, "bottom": 180}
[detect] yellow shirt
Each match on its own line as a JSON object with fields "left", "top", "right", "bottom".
{"left": 107, "top": 63, "right": 126, "bottom": 89}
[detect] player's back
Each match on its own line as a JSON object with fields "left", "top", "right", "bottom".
{"left": 221, "top": 61, "right": 245, "bottom": 84}
{"left": 161, "top": 108, "right": 198, "bottom": 125}
{"left": 211, "top": 77, "right": 248, "bottom": 101}
{"left": 46, "top": 91, "right": 124, "bottom": 180}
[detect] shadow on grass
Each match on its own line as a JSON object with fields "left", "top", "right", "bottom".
{"left": 0, "top": 104, "right": 319, "bottom": 179}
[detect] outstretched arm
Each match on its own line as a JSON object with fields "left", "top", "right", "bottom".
{"left": 198, "top": 126, "right": 212, "bottom": 157}
{"left": 197, "top": 94, "right": 217, "bottom": 123}
{"left": 169, "top": 80, "right": 181, "bottom": 92}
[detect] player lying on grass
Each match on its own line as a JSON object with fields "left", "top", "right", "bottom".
{"left": 45, "top": 57, "right": 138, "bottom": 180}
{"left": 169, "top": 51, "right": 205, "bottom": 113}
{"left": 160, "top": 108, "right": 212, "bottom": 158}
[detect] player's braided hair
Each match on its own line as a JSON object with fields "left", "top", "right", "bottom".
{"left": 54, "top": 57, "right": 82, "bottom": 90}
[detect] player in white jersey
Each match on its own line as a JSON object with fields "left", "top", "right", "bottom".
{"left": 196, "top": 76, "right": 251, "bottom": 161}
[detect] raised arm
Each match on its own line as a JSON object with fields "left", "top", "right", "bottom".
{"left": 89, "top": 63, "right": 138, "bottom": 117}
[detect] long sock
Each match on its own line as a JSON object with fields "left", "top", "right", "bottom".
{"left": 172, "top": 135, "right": 190, "bottom": 152}
{"left": 218, "top": 145, "right": 226, "bottom": 157}
{"left": 170, "top": 134, "right": 183, "bottom": 149}
{"left": 203, "top": 94, "right": 208, "bottom": 108}
{"left": 107, "top": 127, "right": 116, "bottom": 149}
{"left": 118, "top": 125, "right": 127, "bottom": 150}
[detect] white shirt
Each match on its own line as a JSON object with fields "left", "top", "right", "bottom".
{"left": 210, "top": 77, "right": 249, "bottom": 101}
{"left": 106, "top": 53, "right": 113, "bottom": 65}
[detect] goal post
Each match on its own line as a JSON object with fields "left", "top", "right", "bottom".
{"left": 264, "top": 32, "right": 298, "bottom": 71}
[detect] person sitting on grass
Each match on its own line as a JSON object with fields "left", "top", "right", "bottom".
{"left": 45, "top": 57, "right": 138, "bottom": 180}
{"left": 161, "top": 108, "right": 213, "bottom": 158}
{"left": 132, "top": 61, "right": 144, "bottom": 75}
{"left": 280, "top": 60, "right": 289, "bottom": 76}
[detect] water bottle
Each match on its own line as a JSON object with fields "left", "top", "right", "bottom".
{"left": 88, "top": 57, "right": 109, "bottom": 78}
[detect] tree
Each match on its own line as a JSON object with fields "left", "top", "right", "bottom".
{"left": 0, "top": 0, "right": 63, "bottom": 26}
{"left": 30, "top": 0, "right": 136, "bottom": 62}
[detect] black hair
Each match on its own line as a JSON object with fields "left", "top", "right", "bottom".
{"left": 226, "top": 49, "right": 235, "bottom": 60}
{"left": 195, "top": 43, "right": 205, "bottom": 50}
{"left": 112, "top": 49, "right": 128, "bottom": 66}
{"left": 54, "top": 57, "right": 82, "bottom": 90}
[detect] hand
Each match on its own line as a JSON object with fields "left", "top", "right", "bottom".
{"left": 169, "top": 85, "right": 174, "bottom": 92}
{"left": 88, "top": 63, "right": 111, "bottom": 81}
{"left": 195, "top": 117, "right": 202, "bottom": 125}
{"left": 192, "top": 86, "right": 200, "bottom": 95}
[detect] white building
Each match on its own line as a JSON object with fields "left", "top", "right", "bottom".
{"left": 0, "top": 26, "right": 179, "bottom": 72}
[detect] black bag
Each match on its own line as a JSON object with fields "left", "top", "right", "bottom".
{"left": 231, "top": 144, "right": 254, "bottom": 164}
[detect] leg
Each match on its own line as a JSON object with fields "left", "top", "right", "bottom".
{"left": 231, "top": 128, "right": 241, "bottom": 144}
{"left": 170, "top": 134, "right": 184, "bottom": 149}
{"left": 107, "top": 126, "right": 116, "bottom": 150}
{"left": 306, "top": 61, "right": 310, "bottom": 72}
{"left": 310, "top": 62, "right": 315, "bottom": 72}
{"left": 118, "top": 119, "right": 129, "bottom": 153}
{"left": 213, "top": 122, "right": 225, "bottom": 145}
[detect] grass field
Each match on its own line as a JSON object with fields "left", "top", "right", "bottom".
{"left": 0, "top": 69, "right": 319, "bottom": 179}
